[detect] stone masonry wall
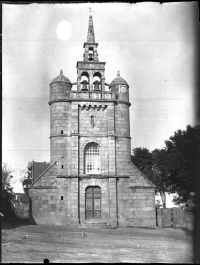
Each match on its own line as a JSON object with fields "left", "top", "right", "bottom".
{"left": 115, "top": 103, "right": 130, "bottom": 137}
{"left": 49, "top": 80, "right": 72, "bottom": 175}
{"left": 116, "top": 137, "right": 132, "bottom": 175}
{"left": 79, "top": 178, "right": 117, "bottom": 227}
{"left": 117, "top": 178, "right": 156, "bottom": 227}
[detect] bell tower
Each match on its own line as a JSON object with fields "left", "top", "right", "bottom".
{"left": 76, "top": 14, "right": 106, "bottom": 92}
{"left": 29, "top": 9, "right": 156, "bottom": 229}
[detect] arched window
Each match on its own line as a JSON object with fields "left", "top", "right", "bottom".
{"left": 85, "top": 186, "right": 101, "bottom": 219}
{"left": 93, "top": 72, "right": 102, "bottom": 91}
{"left": 84, "top": 142, "right": 100, "bottom": 174}
{"left": 81, "top": 72, "right": 89, "bottom": 91}
{"left": 88, "top": 47, "right": 94, "bottom": 61}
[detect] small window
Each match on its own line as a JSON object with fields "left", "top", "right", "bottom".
{"left": 61, "top": 165, "right": 63, "bottom": 169}
{"left": 61, "top": 196, "right": 63, "bottom": 200}
{"left": 61, "top": 130, "right": 63, "bottom": 134}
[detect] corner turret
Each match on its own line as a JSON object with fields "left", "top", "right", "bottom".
{"left": 49, "top": 70, "right": 72, "bottom": 101}
{"left": 110, "top": 71, "right": 129, "bottom": 101}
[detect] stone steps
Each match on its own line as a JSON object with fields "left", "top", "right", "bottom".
{"left": 79, "top": 223, "right": 113, "bottom": 229}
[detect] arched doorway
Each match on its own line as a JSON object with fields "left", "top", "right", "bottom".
{"left": 85, "top": 186, "right": 101, "bottom": 219}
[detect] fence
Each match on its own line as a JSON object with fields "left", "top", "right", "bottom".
{"left": 156, "top": 207, "right": 193, "bottom": 229}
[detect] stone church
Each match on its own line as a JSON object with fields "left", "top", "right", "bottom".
{"left": 29, "top": 13, "right": 156, "bottom": 228}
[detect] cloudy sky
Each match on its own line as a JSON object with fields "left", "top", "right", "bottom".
{"left": 2, "top": 2, "right": 198, "bottom": 171}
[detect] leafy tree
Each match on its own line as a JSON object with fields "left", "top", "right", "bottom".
{"left": 131, "top": 148, "right": 153, "bottom": 177}
{"left": 1, "top": 163, "right": 15, "bottom": 220}
{"left": 131, "top": 125, "right": 200, "bottom": 206}
{"left": 2, "top": 163, "right": 13, "bottom": 194}
{"left": 164, "top": 125, "right": 200, "bottom": 204}
{"left": 131, "top": 148, "right": 172, "bottom": 207}
{"left": 151, "top": 149, "right": 172, "bottom": 207}
{"left": 22, "top": 161, "right": 33, "bottom": 192}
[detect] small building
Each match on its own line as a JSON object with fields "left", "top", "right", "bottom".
{"left": 28, "top": 13, "right": 156, "bottom": 228}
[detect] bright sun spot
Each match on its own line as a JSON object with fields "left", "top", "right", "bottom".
{"left": 56, "top": 20, "right": 72, "bottom": 40}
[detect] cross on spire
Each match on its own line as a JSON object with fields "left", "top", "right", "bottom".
{"left": 88, "top": 7, "right": 94, "bottom": 16}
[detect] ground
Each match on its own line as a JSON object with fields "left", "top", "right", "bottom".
{"left": 1, "top": 223, "right": 193, "bottom": 263}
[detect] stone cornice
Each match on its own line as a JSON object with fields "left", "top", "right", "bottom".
{"left": 48, "top": 98, "right": 117, "bottom": 106}
{"left": 57, "top": 175, "right": 129, "bottom": 179}
{"left": 49, "top": 134, "right": 131, "bottom": 139}
{"left": 77, "top": 61, "right": 105, "bottom": 65}
{"left": 28, "top": 186, "right": 58, "bottom": 189}
{"left": 117, "top": 100, "right": 131, "bottom": 107}
{"left": 128, "top": 186, "right": 155, "bottom": 189}
{"left": 48, "top": 99, "right": 70, "bottom": 105}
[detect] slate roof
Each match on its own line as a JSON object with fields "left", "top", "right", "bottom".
{"left": 50, "top": 70, "right": 71, "bottom": 85}
{"left": 110, "top": 71, "right": 129, "bottom": 87}
{"left": 32, "top": 161, "right": 50, "bottom": 182}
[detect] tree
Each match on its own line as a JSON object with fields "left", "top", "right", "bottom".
{"left": 131, "top": 148, "right": 172, "bottom": 207}
{"left": 131, "top": 148, "right": 153, "bottom": 177}
{"left": 151, "top": 149, "right": 172, "bottom": 208}
{"left": 22, "top": 161, "right": 33, "bottom": 192}
{"left": 164, "top": 125, "right": 200, "bottom": 204}
{"left": 131, "top": 125, "right": 200, "bottom": 206}
{"left": 2, "top": 163, "right": 15, "bottom": 220}
{"left": 2, "top": 163, "right": 13, "bottom": 194}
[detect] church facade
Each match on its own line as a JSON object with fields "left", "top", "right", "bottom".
{"left": 28, "top": 14, "right": 156, "bottom": 228}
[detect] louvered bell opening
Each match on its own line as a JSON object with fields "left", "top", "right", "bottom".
{"left": 94, "top": 84, "right": 100, "bottom": 90}
{"left": 88, "top": 53, "right": 93, "bottom": 61}
{"left": 82, "top": 83, "right": 88, "bottom": 91}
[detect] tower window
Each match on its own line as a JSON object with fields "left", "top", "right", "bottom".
{"left": 93, "top": 72, "right": 102, "bottom": 91}
{"left": 61, "top": 196, "right": 63, "bottom": 200}
{"left": 61, "top": 130, "right": 63, "bottom": 134}
{"left": 88, "top": 47, "right": 94, "bottom": 61}
{"left": 84, "top": 142, "right": 100, "bottom": 174}
{"left": 81, "top": 72, "right": 89, "bottom": 91}
{"left": 61, "top": 165, "right": 63, "bottom": 169}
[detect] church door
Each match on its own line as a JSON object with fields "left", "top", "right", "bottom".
{"left": 85, "top": 186, "right": 101, "bottom": 219}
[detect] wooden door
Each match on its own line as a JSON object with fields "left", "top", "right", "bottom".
{"left": 85, "top": 187, "right": 101, "bottom": 219}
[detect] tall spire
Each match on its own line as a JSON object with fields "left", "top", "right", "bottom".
{"left": 87, "top": 9, "right": 95, "bottom": 43}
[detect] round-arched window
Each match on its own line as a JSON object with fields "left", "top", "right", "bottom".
{"left": 81, "top": 72, "right": 89, "bottom": 91}
{"left": 84, "top": 142, "right": 100, "bottom": 174}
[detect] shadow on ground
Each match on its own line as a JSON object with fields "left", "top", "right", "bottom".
{"left": 1, "top": 218, "right": 33, "bottom": 230}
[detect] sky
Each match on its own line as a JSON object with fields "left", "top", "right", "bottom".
{"left": 2, "top": 2, "right": 198, "bottom": 172}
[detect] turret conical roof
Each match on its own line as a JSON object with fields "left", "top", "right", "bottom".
{"left": 110, "top": 71, "right": 129, "bottom": 87}
{"left": 50, "top": 70, "right": 72, "bottom": 85}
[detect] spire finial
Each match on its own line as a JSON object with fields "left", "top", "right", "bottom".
{"left": 117, "top": 71, "right": 120, "bottom": 76}
{"left": 60, "top": 69, "right": 63, "bottom": 75}
{"left": 88, "top": 7, "right": 94, "bottom": 17}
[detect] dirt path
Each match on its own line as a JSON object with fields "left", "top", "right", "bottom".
{"left": 2, "top": 224, "right": 193, "bottom": 263}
